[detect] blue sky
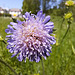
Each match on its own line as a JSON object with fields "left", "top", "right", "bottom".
{"left": 0, "top": 0, "right": 61, "bottom": 9}
{"left": 0, "top": 0, "right": 23, "bottom": 9}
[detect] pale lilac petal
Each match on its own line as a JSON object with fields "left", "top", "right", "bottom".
{"left": 43, "top": 16, "right": 50, "bottom": 24}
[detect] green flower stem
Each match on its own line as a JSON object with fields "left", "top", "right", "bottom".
{"left": 61, "top": 23, "right": 70, "bottom": 43}
{"left": 0, "top": 59, "right": 18, "bottom": 75}
{"left": 41, "top": 58, "right": 45, "bottom": 75}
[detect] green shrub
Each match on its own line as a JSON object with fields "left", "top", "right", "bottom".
{"left": 0, "top": 13, "right": 11, "bottom": 17}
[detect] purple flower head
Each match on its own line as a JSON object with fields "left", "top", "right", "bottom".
{"left": 5, "top": 11, "right": 56, "bottom": 62}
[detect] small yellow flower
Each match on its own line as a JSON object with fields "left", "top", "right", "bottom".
{"left": 0, "top": 36, "right": 3, "bottom": 41}
{"left": 13, "top": 14, "right": 17, "bottom": 16}
{"left": 64, "top": 12, "right": 72, "bottom": 19}
{"left": 65, "top": 0, "right": 74, "bottom": 6}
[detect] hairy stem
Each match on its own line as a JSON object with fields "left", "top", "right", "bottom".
{"left": 61, "top": 24, "right": 70, "bottom": 43}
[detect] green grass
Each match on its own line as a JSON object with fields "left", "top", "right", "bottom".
{"left": 0, "top": 16, "right": 75, "bottom": 75}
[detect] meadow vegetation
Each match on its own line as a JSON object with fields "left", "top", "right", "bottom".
{"left": 0, "top": 15, "right": 75, "bottom": 75}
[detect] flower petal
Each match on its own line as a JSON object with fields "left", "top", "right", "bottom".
{"left": 43, "top": 16, "right": 50, "bottom": 24}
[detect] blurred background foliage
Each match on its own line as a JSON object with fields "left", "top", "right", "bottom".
{"left": 0, "top": 0, "right": 75, "bottom": 75}
{"left": 22, "top": 0, "right": 75, "bottom": 20}
{"left": 22, "top": 0, "right": 40, "bottom": 14}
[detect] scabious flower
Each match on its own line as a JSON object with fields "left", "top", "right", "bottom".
{"left": 5, "top": 11, "right": 56, "bottom": 62}
{"left": 65, "top": 0, "right": 74, "bottom": 6}
{"left": 64, "top": 12, "right": 73, "bottom": 23}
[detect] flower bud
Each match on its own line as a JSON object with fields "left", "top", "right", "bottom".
{"left": 64, "top": 12, "right": 72, "bottom": 19}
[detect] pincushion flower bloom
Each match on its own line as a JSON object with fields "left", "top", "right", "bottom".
{"left": 5, "top": 11, "right": 56, "bottom": 62}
